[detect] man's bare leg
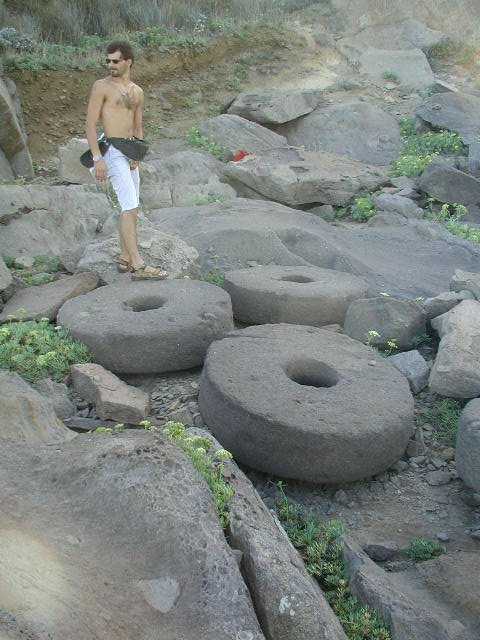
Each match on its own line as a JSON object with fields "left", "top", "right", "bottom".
{"left": 119, "top": 209, "right": 144, "bottom": 270}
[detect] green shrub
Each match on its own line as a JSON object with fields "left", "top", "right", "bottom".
{"left": 421, "top": 398, "right": 463, "bottom": 446}
{"left": 0, "top": 318, "right": 92, "bottom": 382}
{"left": 391, "top": 128, "right": 466, "bottom": 178}
{"left": 202, "top": 268, "right": 225, "bottom": 287}
{"left": 186, "top": 126, "right": 226, "bottom": 160}
{"left": 382, "top": 70, "right": 399, "bottom": 82}
{"left": 163, "top": 421, "right": 234, "bottom": 528}
{"left": 276, "top": 483, "right": 391, "bottom": 640}
{"left": 425, "top": 201, "right": 480, "bottom": 246}
{"left": 406, "top": 538, "right": 445, "bottom": 562}
{"left": 351, "top": 195, "right": 376, "bottom": 222}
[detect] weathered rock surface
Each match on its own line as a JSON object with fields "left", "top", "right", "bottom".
{"left": 429, "top": 300, "right": 480, "bottom": 398}
{"left": 373, "top": 193, "right": 423, "bottom": 219}
{"left": 424, "top": 290, "right": 475, "bottom": 320}
{"left": 0, "top": 371, "right": 75, "bottom": 443}
{"left": 77, "top": 223, "right": 200, "bottom": 284}
{"left": 224, "top": 147, "right": 388, "bottom": 206}
{"left": 0, "top": 432, "right": 265, "bottom": 639}
{"left": 450, "top": 269, "right": 480, "bottom": 299}
{"left": 418, "top": 161, "right": 480, "bottom": 207}
{"left": 199, "top": 323, "right": 414, "bottom": 483}
{"left": 343, "top": 536, "right": 471, "bottom": 640}
{"left": 58, "top": 137, "right": 95, "bottom": 184}
{"left": 0, "top": 185, "right": 113, "bottom": 266}
{"left": 416, "top": 92, "right": 480, "bottom": 144}
{"left": 148, "top": 199, "right": 480, "bottom": 298}
{"left": 0, "top": 76, "right": 34, "bottom": 178}
{"left": 58, "top": 280, "right": 234, "bottom": 374}
{"left": 344, "top": 297, "right": 427, "bottom": 350}
{"left": 71, "top": 363, "right": 150, "bottom": 424}
{"left": 386, "top": 350, "right": 430, "bottom": 394}
{"left": 276, "top": 102, "right": 401, "bottom": 166}
{"left": 32, "top": 378, "right": 75, "bottom": 421}
{"left": 228, "top": 90, "right": 322, "bottom": 125}
{"left": 0, "top": 272, "right": 99, "bottom": 323}
{"left": 0, "top": 256, "right": 13, "bottom": 297}
{"left": 0, "top": 147, "right": 14, "bottom": 180}
{"left": 456, "top": 399, "right": 480, "bottom": 492}
{"left": 224, "top": 265, "right": 368, "bottom": 326}
{"left": 140, "top": 150, "right": 236, "bottom": 209}
{"left": 360, "top": 48, "right": 434, "bottom": 89}
{"left": 198, "top": 114, "right": 287, "bottom": 156}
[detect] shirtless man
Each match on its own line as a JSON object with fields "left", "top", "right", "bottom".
{"left": 86, "top": 41, "right": 165, "bottom": 277}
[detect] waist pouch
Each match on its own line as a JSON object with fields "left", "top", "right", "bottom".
{"left": 80, "top": 136, "right": 149, "bottom": 168}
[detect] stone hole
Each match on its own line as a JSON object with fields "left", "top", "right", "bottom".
{"left": 278, "top": 275, "right": 315, "bottom": 283}
{"left": 125, "top": 296, "right": 167, "bottom": 312}
{"left": 284, "top": 358, "right": 339, "bottom": 388}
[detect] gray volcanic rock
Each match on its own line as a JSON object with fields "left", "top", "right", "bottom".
{"left": 373, "top": 194, "right": 423, "bottom": 219}
{"left": 0, "top": 255, "right": 13, "bottom": 297}
{"left": 357, "top": 48, "right": 434, "bottom": 90}
{"left": 228, "top": 90, "right": 321, "bottom": 124}
{"left": 386, "top": 350, "right": 430, "bottom": 394}
{"left": 424, "top": 290, "right": 474, "bottom": 320}
{"left": 277, "top": 102, "right": 402, "bottom": 166}
{"left": 450, "top": 269, "right": 480, "bottom": 299}
{"left": 224, "top": 147, "right": 388, "bottom": 206}
{"left": 198, "top": 113, "right": 287, "bottom": 155}
{"left": 344, "top": 297, "right": 427, "bottom": 350}
{"left": 0, "top": 432, "right": 265, "bottom": 639}
{"left": 0, "top": 76, "right": 34, "bottom": 178}
{"left": 418, "top": 162, "right": 480, "bottom": 207}
{"left": 224, "top": 265, "right": 368, "bottom": 326}
{"left": 147, "top": 198, "right": 480, "bottom": 298}
{"left": 58, "top": 279, "right": 234, "bottom": 374}
{"left": 457, "top": 399, "right": 480, "bottom": 492}
{"left": 429, "top": 300, "right": 480, "bottom": 398}
{"left": 199, "top": 323, "right": 414, "bottom": 484}
{"left": 58, "top": 137, "right": 94, "bottom": 184}
{"left": 416, "top": 92, "right": 480, "bottom": 144}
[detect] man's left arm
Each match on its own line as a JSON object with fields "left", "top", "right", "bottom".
{"left": 130, "top": 88, "right": 144, "bottom": 170}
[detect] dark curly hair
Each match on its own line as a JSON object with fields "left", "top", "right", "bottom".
{"left": 106, "top": 40, "right": 134, "bottom": 65}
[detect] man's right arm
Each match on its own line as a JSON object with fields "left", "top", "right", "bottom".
{"left": 86, "top": 81, "right": 107, "bottom": 181}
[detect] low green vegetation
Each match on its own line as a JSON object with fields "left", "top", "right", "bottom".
{"left": 186, "top": 126, "right": 226, "bottom": 160}
{"left": 189, "top": 194, "right": 226, "bottom": 206}
{"left": 201, "top": 268, "right": 225, "bottom": 287}
{"left": 351, "top": 195, "right": 376, "bottom": 222}
{"left": 382, "top": 70, "right": 399, "bottom": 83}
{"left": 3, "top": 254, "right": 62, "bottom": 287}
{"left": 365, "top": 330, "right": 399, "bottom": 356}
{"left": 426, "top": 200, "right": 480, "bottom": 246}
{"left": 0, "top": 318, "right": 91, "bottom": 382}
{"left": 421, "top": 398, "right": 464, "bottom": 446}
{"left": 276, "top": 483, "right": 391, "bottom": 640}
{"left": 406, "top": 537, "right": 445, "bottom": 562}
{"left": 426, "top": 39, "right": 477, "bottom": 66}
{"left": 391, "top": 119, "right": 466, "bottom": 178}
{"left": 163, "top": 421, "right": 234, "bottom": 528}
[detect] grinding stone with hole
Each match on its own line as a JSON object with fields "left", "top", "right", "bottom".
{"left": 199, "top": 324, "right": 414, "bottom": 483}
{"left": 57, "top": 280, "right": 234, "bottom": 373}
{"left": 224, "top": 265, "right": 368, "bottom": 325}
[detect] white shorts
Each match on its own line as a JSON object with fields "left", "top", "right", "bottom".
{"left": 92, "top": 144, "right": 140, "bottom": 213}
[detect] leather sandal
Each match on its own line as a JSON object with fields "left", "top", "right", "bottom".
{"left": 130, "top": 265, "right": 169, "bottom": 281}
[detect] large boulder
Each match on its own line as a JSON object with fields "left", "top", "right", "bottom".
{"left": 276, "top": 102, "right": 402, "bottom": 166}
{"left": 0, "top": 76, "right": 34, "bottom": 178}
{"left": 386, "top": 350, "right": 430, "bottom": 394}
{"left": 199, "top": 323, "right": 414, "bottom": 484}
{"left": 198, "top": 114, "right": 287, "bottom": 156}
{"left": 429, "top": 300, "right": 480, "bottom": 398}
{"left": 0, "top": 432, "right": 265, "bottom": 639}
{"left": 344, "top": 297, "right": 427, "bottom": 350}
{"left": 0, "top": 272, "right": 99, "bottom": 323}
{"left": 373, "top": 193, "right": 423, "bottom": 219}
{"left": 418, "top": 161, "right": 480, "bottom": 207}
{"left": 357, "top": 48, "right": 435, "bottom": 90}
{"left": 423, "top": 290, "right": 474, "bottom": 320}
{"left": 32, "top": 377, "right": 75, "bottom": 421}
{"left": 450, "top": 269, "right": 480, "bottom": 299}
{"left": 224, "top": 265, "right": 368, "bottom": 326}
{"left": 227, "top": 90, "right": 321, "bottom": 125}
{"left": 416, "top": 92, "right": 480, "bottom": 144}
{"left": 147, "top": 198, "right": 480, "bottom": 298}
{"left": 0, "top": 184, "right": 113, "bottom": 267}
{"left": 0, "top": 371, "right": 75, "bottom": 443}
{"left": 58, "top": 137, "right": 95, "bottom": 184}
{"left": 76, "top": 222, "right": 200, "bottom": 284}
{"left": 224, "top": 147, "right": 388, "bottom": 206}
{"left": 140, "top": 150, "right": 236, "bottom": 209}
{"left": 58, "top": 280, "right": 234, "bottom": 374}
{"left": 456, "top": 399, "right": 480, "bottom": 492}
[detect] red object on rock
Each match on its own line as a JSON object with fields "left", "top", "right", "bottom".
{"left": 233, "top": 150, "right": 250, "bottom": 162}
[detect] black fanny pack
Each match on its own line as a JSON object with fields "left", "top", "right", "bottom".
{"left": 80, "top": 136, "right": 149, "bottom": 168}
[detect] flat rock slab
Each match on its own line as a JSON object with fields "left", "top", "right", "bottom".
{"left": 225, "top": 147, "right": 388, "bottom": 206}
{"left": 418, "top": 162, "right": 480, "bottom": 207}
{"left": 198, "top": 113, "right": 287, "bottom": 156}
{"left": 224, "top": 265, "right": 368, "bottom": 326}
{"left": 0, "top": 371, "right": 75, "bottom": 444}
{"left": 456, "top": 399, "right": 480, "bottom": 492}
{"left": 58, "top": 279, "right": 234, "bottom": 374}
{"left": 228, "top": 90, "right": 322, "bottom": 125}
{"left": 0, "top": 272, "right": 99, "bottom": 323}
{"left": 416, "top": 92, "right": 480, "bottom": 144}
{"left": 71, "top": 363, "right": 150, "bottom": 424}
{"left": 450, "top": 269, "right": 480, "bottom": 299}
{"left": 373, "top": 194, "right": 423, "bottom": 219}
{"left": 276, "top": 101, "right": 402, "bottom": 166}
{"left": 429, "top": 300, "right": 480, "bottom": 398}
{"left": 0, "top": 432, "right": 265, "bottom": 639}
{"left": 357, "top": 48, "right": 434, "bottom": 90}
{"left": 424, "top": 290, "right": 474, "bottom": 320}
{"left": 344, "top": 297, "right": 427, "bottom": 350}
{"left": 199, "top": 324, "right": 414, "bottom": 484}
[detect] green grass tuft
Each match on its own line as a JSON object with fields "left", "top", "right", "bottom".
{"left": 421, "top": 398, "right": 464, "bottom": 446}
{"left": 186, "top": 126, "right": 226, "bottom": 160}
{"left": 406, "top": 537, "right": 445, "bottom": 562}
{"left": 351, "top": 195, "right": 376, "bottom": 222}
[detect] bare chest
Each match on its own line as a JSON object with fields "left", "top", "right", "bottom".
{"left": 103, "top": 84, "right": 139, "bottom": 112}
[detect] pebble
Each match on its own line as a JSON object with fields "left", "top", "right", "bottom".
{"left": 334, "top": 489, "right": 350, "bottom": 506}
{"left": 426, "top": 470, "right": 452, "bottom": 486}
{"left": 436, "top": 532, "right": 450, "bottom": 542}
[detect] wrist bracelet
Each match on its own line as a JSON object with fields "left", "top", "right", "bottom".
{"left": 93, "top": 155, "right": 102, "bottom": 163}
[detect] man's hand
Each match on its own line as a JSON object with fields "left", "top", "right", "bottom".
{"left": 94, "top": 159, "right": 107, "bottom": 183}
{"left": 130, "top": 160, "right": 139, "bottom": 171}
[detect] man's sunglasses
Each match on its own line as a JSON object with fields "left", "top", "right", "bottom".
{"left": 106, "top": 57, "right": 123, "bottom": 64}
